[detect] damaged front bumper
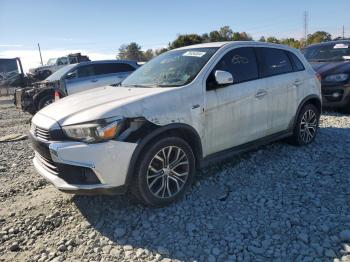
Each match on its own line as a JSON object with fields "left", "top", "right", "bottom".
{"left": 14, "top": 87, "right": 36, "bottom": 114}
{"left": 30, "top": 132, "right": 138, "bottom": 195}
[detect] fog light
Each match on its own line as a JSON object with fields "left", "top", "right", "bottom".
{"left": 332, "top": 92, "right": 341, "bottom": 98}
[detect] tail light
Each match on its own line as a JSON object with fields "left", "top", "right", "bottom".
{"left": 316, "top": 73, "right": 322, "bottom": 82}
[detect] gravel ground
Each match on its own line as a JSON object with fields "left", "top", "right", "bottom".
{"left": 0, "top": 95, "right": 350, "bottom": 262}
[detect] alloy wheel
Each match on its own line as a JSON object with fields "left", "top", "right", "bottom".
{"left": 300, "top": 109, "right": 317, "bottom": 143}
{"left": 146, "top": 146, "right": 189, "bottom": 199}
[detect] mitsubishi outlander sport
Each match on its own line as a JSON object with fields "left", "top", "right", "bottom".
{"left": 30, "top": 41, "right": 321, "bottom": 207}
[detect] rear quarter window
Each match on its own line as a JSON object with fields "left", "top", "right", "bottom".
{"left": 257, "top": 47, "right": 293, "bottom": 77}
{"left": 288, "top": 52, "right": 305, "bottom": 71}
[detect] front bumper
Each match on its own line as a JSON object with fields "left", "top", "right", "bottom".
{"left": 321, "top": 84, "right": 350, "bottom": 108}
{"left": 30, "top": 132, "right": 137, "bottom": 195}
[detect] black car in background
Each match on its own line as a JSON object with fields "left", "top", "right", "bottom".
{"left": 304, "top": 40, "right": 350, "bottom": 112}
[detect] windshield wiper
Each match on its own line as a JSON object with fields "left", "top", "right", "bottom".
{"left": 123, "top": 84, "right": 154, "bottom": 88}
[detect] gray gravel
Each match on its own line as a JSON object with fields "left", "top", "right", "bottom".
{"left": 1, "top": 95, "right": 350, "bottom": 262}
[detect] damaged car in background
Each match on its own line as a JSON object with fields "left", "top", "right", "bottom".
{"left": 30, "top": 41, "right": 321, "bottom": 207}
{"left": 16, "top": 60, "right": 139, "bottom": 114}
{"left": 304, "top": 40, "right": 350, "bottom": 112}
{"left": 27, "top": 53, "right": 90, "bottom": 81}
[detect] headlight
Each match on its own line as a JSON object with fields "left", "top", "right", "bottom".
{"left": 62, "top": 117, "right": 123, "bottom": 143}
{"left": 325, "top": 73, "right": 349, "bottom": 82}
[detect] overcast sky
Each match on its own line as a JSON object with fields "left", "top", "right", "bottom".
{"left": 1, "top": 0, "right": 349, "bottom": 72}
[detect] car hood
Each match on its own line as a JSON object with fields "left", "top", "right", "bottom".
{"left": 37, "top": 85, "right": 172, "bottom": 126}
{"left": 310, "top": 61, "right": 350, "bottom": 75}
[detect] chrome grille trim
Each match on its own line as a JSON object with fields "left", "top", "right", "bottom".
{"left": 35, "top": 152, "right": 58, "bottom": 175}
{"left": 33, "top": 125, "right": 50, "bottom": 140}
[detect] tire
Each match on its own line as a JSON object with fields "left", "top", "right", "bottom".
{"left": 37, "top": 95, "right": 54, "bottom": 110}
{"left": 288, "top": 103, "right": 320, "bottom": 146}
{"left": 132, "top": 136, "right": 195, "bottom": 207}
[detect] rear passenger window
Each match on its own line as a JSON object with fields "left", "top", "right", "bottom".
{"left": 94, "top": 63, "right": 135, "bottom": 75}
{"left": 207, "top": 47, "right": 258, "bottom": 90}
{"left": 257, "top": 48, "right": 293, "bottom": 77}
{"left": 288, "top": 52, "right": 305, "bottom": 71}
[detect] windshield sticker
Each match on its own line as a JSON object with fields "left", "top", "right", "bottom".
{"left": 334, "top": 43, "right": 349, "bottom": 49}
{"left": 183, "top": 51, "right": 206, "bottom": 57}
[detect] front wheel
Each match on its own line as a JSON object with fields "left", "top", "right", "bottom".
{"left": 37, "top": 95, "right": 54, "bottom": 111}
{"left": 132, "top": 137, "right": 195, "bottom": 207}
{"left": 289, "top": 103, "right": 320, "bottom": 146}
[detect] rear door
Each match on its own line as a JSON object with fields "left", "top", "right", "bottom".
{"left": 255, "top": 47, "right": 297, "bottom": 134}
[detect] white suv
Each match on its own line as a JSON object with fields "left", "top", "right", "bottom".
{"left": 30, "top": 41, "right": 321, "bottom": 206}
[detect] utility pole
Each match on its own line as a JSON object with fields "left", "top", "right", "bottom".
{"left": 343, "top": 25, "right": 345, "bottom": 40}
{"left": 38, "top": 43, "right": 43, "bottom": 66}
{"left": 303, "top": 11, "right": 308, "bottom": 46}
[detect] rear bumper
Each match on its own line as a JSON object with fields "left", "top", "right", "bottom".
{"left": 31, "top": 132, "right": 138, "bottom": 195}
{"left": 322, "top": 84, "right": 350, "bottom": 108}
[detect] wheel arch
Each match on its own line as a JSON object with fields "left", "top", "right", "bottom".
{"left": 124, "top": 123, "right": 203, "bottom": 187}
{"left": 289, "top": 94, "right": 322, "bottom": 130}
{"left": 33, "top": 88, "right": 64, "bottom": 110}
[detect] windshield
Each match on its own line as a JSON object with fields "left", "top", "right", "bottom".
{"left": 46, "top": 58, "right": 57, "bottom": 65}
{"left": 122, "top": 47, "right": 219, "bottom": 87}
{"left": 304, "top": 42, "right": 350, "bottom": 62}
{"left": 45, "top": 64, "right": 76, "bottom": 81}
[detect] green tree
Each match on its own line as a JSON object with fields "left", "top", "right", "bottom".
{"left": 280, "top": 38, "right": 301, "bottom": 49}
{"left": 219, "top": 26, "right": 233, "bottom": 40}
{"left": 259, "top": 36, "right": 266, "bottom": 42}
{"left": 117, "top": 42, "right": 144, "bottom": 61}
{"left": 266, "top": 37, "right": 280, "bottom": 44}
{"left": 154, "top": 47, "right": 169, "bottom": 56}
{"left": 307, "top": 31, "right": 332, "bottom": 45}
{"left": 142, "top": 49, "right": 154, "bottom": 61}
{"left": 169, "top": 34, "right": 203, "bottom": 49}
{"left": 208, "top": 30, "right": 222, "bottom": 42}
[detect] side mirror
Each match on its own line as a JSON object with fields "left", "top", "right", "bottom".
{"left": 214, "top": 70, "right": 233, "bottom": 85}
{"left": 66, "top": 71, "right": 77, "bottom": 80}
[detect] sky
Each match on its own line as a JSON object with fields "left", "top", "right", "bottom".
{"left": 1, "top": 0, "right": 349, "bottom": 72}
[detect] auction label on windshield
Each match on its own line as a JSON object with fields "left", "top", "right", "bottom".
{"left": 183, "top": 51, "right": 206, "bottom": 57}
{"left": 334, "top": 43, "right": 349, "bottom": 49}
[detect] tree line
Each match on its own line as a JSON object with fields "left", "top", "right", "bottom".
{"left": 117, "top": 26, "right": 348, "bottom": 61}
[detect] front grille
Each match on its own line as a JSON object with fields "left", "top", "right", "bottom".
{"left": 35, "top": 152, "right": 58, "bottom": 175}
{"left": 32, "top": 125, "right": 50, "bottom": 140}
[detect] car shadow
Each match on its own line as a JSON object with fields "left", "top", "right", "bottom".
{"left": 73, "top": 125, "right": 350, "bottom": 261}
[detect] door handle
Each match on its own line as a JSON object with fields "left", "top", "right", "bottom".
{"left": 255, "top": 90, "right": 268, "bottom": 98}
{"left": 294, "top": 80, "right": 302, "bottom": 86}
{"left": 91, "top": 79, "right": 98, "bottom": 83}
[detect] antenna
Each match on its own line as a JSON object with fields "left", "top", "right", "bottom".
{"left": 38, "top": 43, "right": 43, "bottom": 66}
{"left": 303, "top": 11, "right": 308, "bottom": 46}
{"left": 343, "top": 25, "right": 345, "bottom": 40}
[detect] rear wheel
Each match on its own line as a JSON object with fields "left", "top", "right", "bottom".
{"left": 132, "top": 137, "right": 195, "bottom": 207}
{"left": 289, "top": 103, "right": 320, "bottom": 146}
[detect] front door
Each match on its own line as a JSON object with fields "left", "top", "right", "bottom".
{"left": 203, "top": 47, "right": 270, "bottom": 156}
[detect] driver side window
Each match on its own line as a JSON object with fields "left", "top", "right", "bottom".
{"left": 206, "top": 47, "right": 259, "bottom": 91}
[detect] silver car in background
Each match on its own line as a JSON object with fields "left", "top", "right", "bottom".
{"left": 17, "top": 60, "right": 139, "bottom": 114}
